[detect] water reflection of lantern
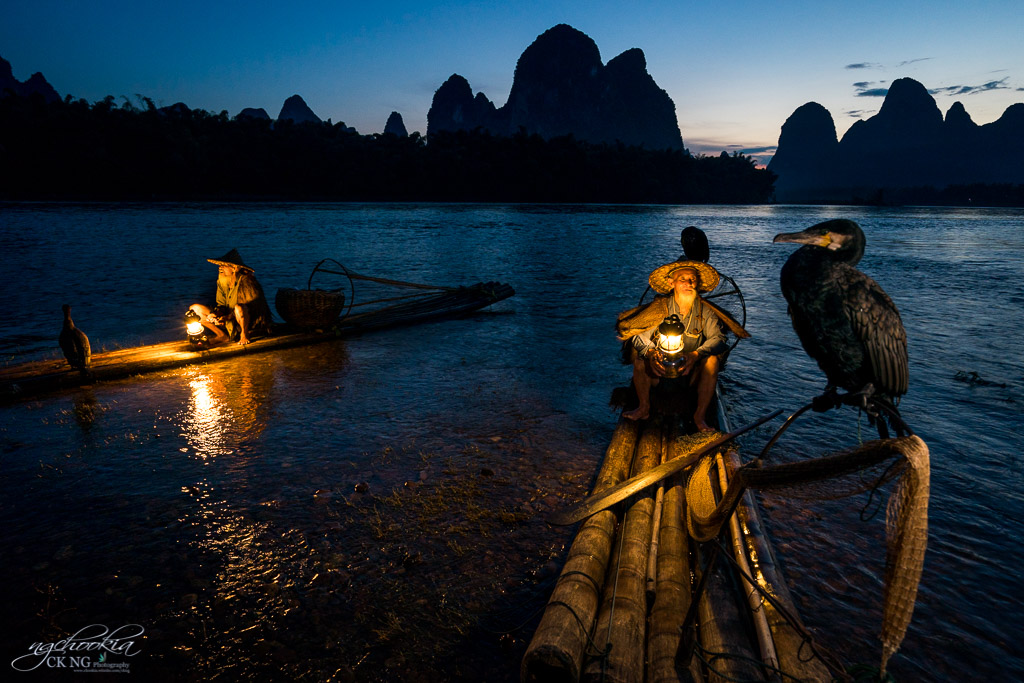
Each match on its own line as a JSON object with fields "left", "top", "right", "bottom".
{"left": 185, "top": 309, "right": 209, "bottom": 347}
{"left": 657, "top": 314, "right": 687, "bottom": 378}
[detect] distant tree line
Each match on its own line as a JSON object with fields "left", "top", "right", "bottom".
{"left": 0, "top": 94, "right": 776, "bottom": 203}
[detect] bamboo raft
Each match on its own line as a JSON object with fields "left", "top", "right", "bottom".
{"left": 522, "top": 389, "right": 835, "bottom": 683}
{"left": 525, "top": 380, "right": 930, "bottom": 683}
{"left": 0, "top": 281, "right": 514, "bottom": 402}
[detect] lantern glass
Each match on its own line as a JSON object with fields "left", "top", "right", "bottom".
{"left": 657, "top": 314, "right": 686, "bottom": 355}
{"left": 185, "top": 309, "right": 204, "bottom": 338}
{"left": 660, "top": 333, "right": 682, "bottom": 353}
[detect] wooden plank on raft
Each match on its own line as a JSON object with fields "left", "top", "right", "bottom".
{"left": 581, "top": 420, "right": 663, "bottom": 683}
{"left": 0, "top": 282, "right": 514, "bottom": 402}
{"left": 521, "top": 417, "right": 640, "bottom": 683}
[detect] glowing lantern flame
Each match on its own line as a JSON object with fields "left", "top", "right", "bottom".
{"left": 658, "top": 314, "right": 686, "bottom": 355}
{"left": 185, "top": 309, "right": 207, "bottom": 346}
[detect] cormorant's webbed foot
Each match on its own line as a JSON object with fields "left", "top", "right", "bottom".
{"left": 807, "top": 384, "right": 911, "bottom": 438}
{"left": 840, "top": 383, "right": 877, "bottom": 411}
{"left": 834, "top": 384, "right": 889, "bottom": 438}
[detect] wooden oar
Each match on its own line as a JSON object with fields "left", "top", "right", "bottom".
{"left": 546, "top": 409, "right": 784, "bottom": 526}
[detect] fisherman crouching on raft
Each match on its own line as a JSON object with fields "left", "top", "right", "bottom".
{"left": 616, "top": 260, "right": 741, "bottom": 431}
{"left": 189, "top": 248, "right": 273, "bottom": 346}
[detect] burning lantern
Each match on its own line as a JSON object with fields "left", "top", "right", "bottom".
{"left": 656, "top": 314, "right": 687, "bottom": 378}
{"left": 185, "top": 308, "right": 209, "bottom": 347}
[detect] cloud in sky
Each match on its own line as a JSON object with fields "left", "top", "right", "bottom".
{"left": 929, "top": 78, "right": 1011, "bottom": 96}
{"left": 846, "top": 58, "right": 931, "bottom": 70}
{"left": 852, "top": 77, "right": 1016, "bottom": 102}
{"left": 896, "top": 57, "right": 933, "bottom": 67}
{"left": 685, "top": 138, "right": 774, "bottom": 161}
{"left": 845, "top": 109, "right": 876, "bottom": 119}
{"left": 854, "top": 82, "right": 890, "bottom": 97}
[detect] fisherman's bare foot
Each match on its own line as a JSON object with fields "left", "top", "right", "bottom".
{"left": 238, "top": 337, "right": 250, "bottom": 346}
{"left": 695, "top": 417, "right": 714, "bottom": 432}
{"left": 623, "top": 406, "right": 650, "bottom": 421}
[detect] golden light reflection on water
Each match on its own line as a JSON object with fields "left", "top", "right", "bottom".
{"left": 172, "top": 360, "right": 321, "bottom": 674}
{"left": 179, "top": 361, "right": 273, "bottom": 460}
{"left": 175, "top": 475, "right": 319, "bottom": 674}
{"left": 182, "top": 372, "right": 233, "bottom": 460}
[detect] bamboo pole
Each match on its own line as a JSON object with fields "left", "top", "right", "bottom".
{"left": 521, "top": 417, "right": 640, "bottom": 683}
{"left": 724, "top": 451, "right": 833, "bottom": 682}
{"left": 582, "top": 421, "right": 663, "bottom": 683}
{"left": 325, "top": 269, "right": 459, "bottom": 291}
{"left": 645, "top": 430, "right": 670, "bottom": 602}
{"left": 646, "top": 481, "right": 665, "bottom": 603}
{"left": 715, "top": 450, "right": 780, "bottom": 679}
{"left": 646, "top": 422, "right": 697, "bottom": 683}
{"left": 693, "top": 456, "right": 764, "bottom": 683}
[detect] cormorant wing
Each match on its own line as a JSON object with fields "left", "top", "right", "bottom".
{"left": 837, "top": 265, "right": 908, "bottom": 397}
{"left": 75, "top": 329, "right": 92, "bottom": 367}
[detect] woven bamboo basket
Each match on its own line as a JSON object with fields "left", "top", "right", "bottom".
{"left": 275, "top": 288, "right": 346, "bottom": 330}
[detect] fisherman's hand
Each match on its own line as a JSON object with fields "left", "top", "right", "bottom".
{"left": 646, "top": 350, "right": 667, "bottom": 378}
{"left": 680, "top": 351, "right": 700, "bottom": 376}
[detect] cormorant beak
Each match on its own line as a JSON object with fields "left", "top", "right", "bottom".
{"left": 773, "top": 230, "right": 834, "bottom": 249}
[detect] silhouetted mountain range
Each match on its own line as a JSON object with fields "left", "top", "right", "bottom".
{"left": 384, "top": 111, "right": 408, "bottom": 137}
{"left": 0, "top": 56, "right": 59, "bottom": 102}
{"left": 7, "top": 47, "right": 1024, "bottom": 206}
{"left": 277, "top": 94, "right": 321, "bottom": 125}
{"left": 427, "top": 24, "right": 684, "bottom": 151}
{"left": 237, "top": 107, "right": 271, "bottom": 121}
{"left": 769, "top": 77, "right": 1024, "bottom": 202}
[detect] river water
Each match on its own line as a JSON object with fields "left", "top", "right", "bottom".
{"left": 1, "top": 202, "right": 1022, "bottom": 681}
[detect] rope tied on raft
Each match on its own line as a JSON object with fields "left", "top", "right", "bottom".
{"left": 684, "top": 433, "right": 930, "bottom": 677}
{"left": 544, "top": 600, "right": 614, "bottom": 663}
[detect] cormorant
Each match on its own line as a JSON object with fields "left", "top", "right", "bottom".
{"left": 773, "top": 219, "right": 908, "bottom": 402}
{"left": 59, "top": 304, "right": 91, "bottom": 370}
{"left": 680, "top": 226, "right": 710, "bottom": 263}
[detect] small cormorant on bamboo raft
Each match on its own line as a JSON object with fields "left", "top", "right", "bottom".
{"left": 523, "top": 225, "right": 928, "bottom": 683}
{"left": 0, "top": 258, "right": 514, "bottom": 402}
{"left": 59, "top": 304, "right": 91, "bottom": 371}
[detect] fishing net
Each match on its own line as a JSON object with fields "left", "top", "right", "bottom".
{"left": 682, "top": 433, "right": 930, "bottom": 676}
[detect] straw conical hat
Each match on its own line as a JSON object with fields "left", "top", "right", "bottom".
{"left": 207, "top": 248, "right": 254, "bottom": 272}
{"left": 648, "top": 260, "right": 719, "bottom": 294}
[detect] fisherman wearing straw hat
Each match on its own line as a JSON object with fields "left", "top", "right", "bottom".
{"left": 188, "top": 248, "right": 273, "bottom": 346}
{"left": 615, "top": 260, "right": 749, "bottom": 430}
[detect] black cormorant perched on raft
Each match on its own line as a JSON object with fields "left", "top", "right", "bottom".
{"left": 59, "top": 304, "right": 91, "bottom": 370}
{"left": 773, "top": 219, "right": 908, "bottom": 409}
